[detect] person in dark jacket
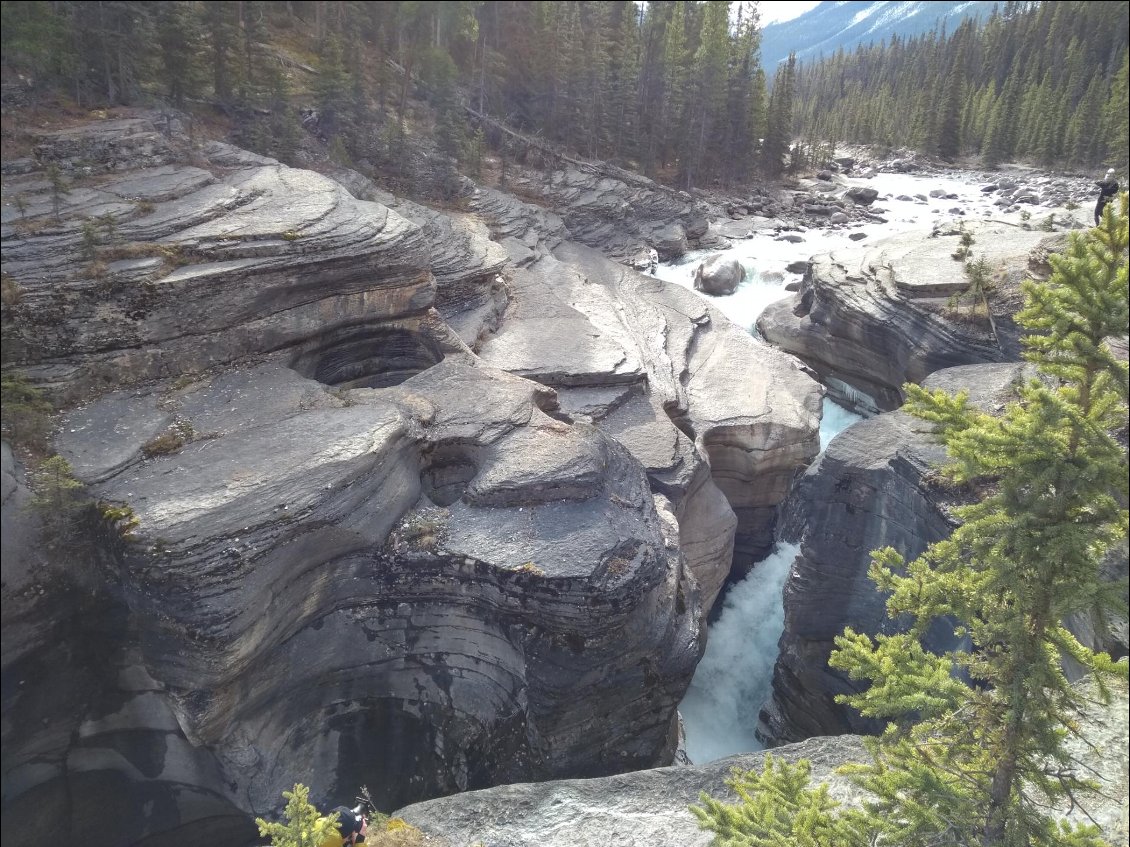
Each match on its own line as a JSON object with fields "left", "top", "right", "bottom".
{"left": 321, "top": 805, "right": 366, "bottom": 845}
{"left": 1094, "top": 168, "right": 1119, "bottom": 225}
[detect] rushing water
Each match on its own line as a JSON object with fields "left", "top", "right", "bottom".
{"left": 678, "top": 395, "right": 863, "bottom": 764}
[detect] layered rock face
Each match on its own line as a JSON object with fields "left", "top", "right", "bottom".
{"left": 477, "top": 241, "right": 822, "bottom": 580}
{"left": 2, "top": 114, "right": 821, "bottom": 843}
{"left": 759, "top": 363, "right": 1031, "bottom": 743}
{"left": 757, "top": 222, "right": 1052, "bottom": 413}
{"left": 502, "top": 163, "right": 721, "bottom": 262}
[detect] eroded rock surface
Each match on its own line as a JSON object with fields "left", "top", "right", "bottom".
{"left": 757, "top": 222, "right": 1052, "bottom": 412}
{"left": 2, "top": 114, "right": 822, "bottom": 843}
{"left": 478, "top": 242, "right": 822, "bottom": 582}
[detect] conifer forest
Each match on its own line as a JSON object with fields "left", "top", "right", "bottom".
{"left": 2, "top": 1, "right": 1127, "bottom": 193}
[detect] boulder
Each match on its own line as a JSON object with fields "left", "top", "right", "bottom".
{"left": 693, "top": 255, "right": 744, "bottom": 296}
{"left": 845, "top": 186, "right": 879, "bottom": 206}
{"left": 829, "top": 212, "right": 849, "bottom": 225}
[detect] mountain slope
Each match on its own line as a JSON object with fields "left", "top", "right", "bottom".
{"left": 760, "top": 1, "right": 1001, "bottom": 69}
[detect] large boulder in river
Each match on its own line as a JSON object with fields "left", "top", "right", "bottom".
{"left": 845, "top": 186, "right": 879, "bottom": 205}
{"left": 693, "top": 255, "right": 744, "bottom": 296}
{"left": 756, "top": 221, "right": 1054, "bottom": 412}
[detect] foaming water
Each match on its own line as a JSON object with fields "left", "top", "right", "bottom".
{"left": 679, "top": 542, "right": 801, "bottom": 763}
{"left": 820, "top": 395, "right": 864, "bottom": 451}
{"left": 679, "top": 398, "right": 860, "bottom": 763}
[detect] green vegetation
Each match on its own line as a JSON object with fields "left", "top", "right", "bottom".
{"left": 794, "top": 2, "right": 1128, "bottom": 170}
{"left": 0, "top": 372, "right": 53, "bottom": 453}
{"left": 141, "top": 421, "right": 195, "bottom": 458}
{"left": 948, "top": 255, "right": 996, "bottom": 320}
{"left": 255, "top": 784, "right": 341, "bottom": 847}
{"left": 0, "top": 0, "right": 797, "bottom": 188}
{"left": 694, "top": 198, "right": 1129, "bottom": 845}
{"left": 256, "top": 784, "right": 426, "bottom": 847}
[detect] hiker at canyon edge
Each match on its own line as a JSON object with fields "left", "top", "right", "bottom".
{"left": 1094, "top": 168, "right": 1119, "bottom": 224}
{"left": 320, "top": 805, "right": 367, "bottom": 846}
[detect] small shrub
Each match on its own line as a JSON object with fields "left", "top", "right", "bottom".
{"left": 135, "top": 200, "right": 156, "bottom": 215}
{"left": 367, "top": 818, "right": 427, "bottom": 847}
{"left": 46, "top": 164, "right": 70, "bottom": 221}
{"left": 512, "top": 561, "right": 545, "bottom": 576}
{"left": 282, "top": 229, "right": 302, "bottom": 241}
{"left": 400, "top": 514, "right": 442, "bottom": 550}
{"left": 99, "top": 502, "right": 140, "bottom": 540}
{"left": 141, "top": 427, "right": 188, "bottom": 458}
{"left": 256, "top": 784, "right": 340, "bottom": 847}
{"left": 1, "top": 272, "right": 23, "bottom": 306}
{"left": 1039, "top": 213, "right": 1056, "bottom": 232}
{"left": 1, "top": 373, "right": 53, "bottom": 453}
{"left": 81, "top": 218, "right": 100, "bottom": 259}
{"left": 97, "top": 212, "right": 118, "bottom": 244}
{"left": 28, "top": 455, "right": 86, "bottom": 544}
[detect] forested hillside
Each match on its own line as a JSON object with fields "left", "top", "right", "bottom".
{"left": 1, "top": 1, "right": 1127, "bottom": 195}
{"left": 793, "top": 0, "right": 1129, "bottom": 170}
{"left": 0, "top": 1, "right": 794, "bottom": 190}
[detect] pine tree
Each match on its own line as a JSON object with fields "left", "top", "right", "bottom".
{"left": 693, "top": 197, "right": 1130, "bottom": 846}
{"left": 256, "top": 784, "right": 341, "bottom": 847}
{"left": 155, "top": 2, "right": 203, "bottom": 107}
{"left": 203, "top": 1, "right": 241, "bottom": 102}
{"left": 762, "top": 54, "right": 797, "bottom": 177}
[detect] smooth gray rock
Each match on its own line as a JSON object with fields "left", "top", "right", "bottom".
{"left": 399, "top": 736, "right": 867, "bottom": 847}
{"left": 481, "top": 242, "right": 822, "bottom": 581}
{"left": 41, "top": 362, "right": 703, "bottom": 823}
{"left": 693, "top": 254, "right": 743, "bottom": 296}
{"left": 757, "top": 222, "right": 1051, "bottom": 412}
{"left": 4, "top": 128, "right": 434, "bottom": 403}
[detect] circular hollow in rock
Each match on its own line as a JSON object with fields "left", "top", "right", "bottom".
{"left": 291, "top": 327, "right": 444, "bottom": 389}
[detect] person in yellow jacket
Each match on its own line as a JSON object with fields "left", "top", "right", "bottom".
{"left": 319, "top": 805, "right": 367, "bottom": 846}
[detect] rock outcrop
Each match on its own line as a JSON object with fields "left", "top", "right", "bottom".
{"left": 398, "top": 676, "right": 1129, "bottom": 847}
{"left": 501, "top": 164, "right": 722, "bottom": 262}
{"left": 759, "top": 363, "right": 1031, "bottom": 744}
{"left": 757, "top": 222, "right": 1052, "bottom": 412}
{"left": 2, "top": 114, "right": 822, "bottom": 843}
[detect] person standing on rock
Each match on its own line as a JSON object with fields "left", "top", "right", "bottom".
{"left": 1094, "top": 168, "right": 1119, "bottom": 225}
